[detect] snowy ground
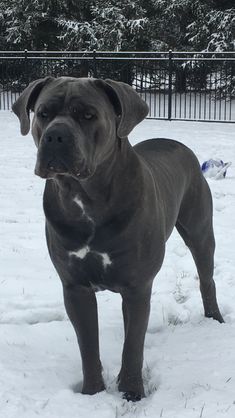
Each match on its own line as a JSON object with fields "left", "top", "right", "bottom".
{"left": 0, "top": 112, "right": 235, "bottom": 418}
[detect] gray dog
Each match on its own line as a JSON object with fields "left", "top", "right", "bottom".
{"left": 13, "top": 77, "right": 224, "bottom": 402}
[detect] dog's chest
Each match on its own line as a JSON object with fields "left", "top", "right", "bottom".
{"left": 68, "top": 194, "right": 114, "bottom": 288}
{"left": 47, "top": 190, "right": 161, "bottom": 292}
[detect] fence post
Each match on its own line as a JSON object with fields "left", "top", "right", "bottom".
{"left": 93, "top": 49, "right": 97, "bottom": 78}
{"left": 168, "top": 49, "right": 173, "bottom": 121}
{"left": 24, "top": 49, "right": 29, "bottom": 85}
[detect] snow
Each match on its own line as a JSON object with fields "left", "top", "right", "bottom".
{"left": 0, "top": 112, "right": 235, "bottom": 418}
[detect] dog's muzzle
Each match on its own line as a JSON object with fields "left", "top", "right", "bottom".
{"left": 34, "top": 124, "right": 92, "bottom": 180}
{"left": 34, "top": 124, "right": 72, "bottom": 178}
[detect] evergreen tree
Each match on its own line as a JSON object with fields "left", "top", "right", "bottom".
{"left": 58, "top": 0, "right": 150, "bottom": 51}
{"left": 0, "top": 0, "right": 234, "bottom": 52}
{"left": 186, "top": 3, "right": 235, "bottom": 51}
{"left": 0, "top": 5, "right": 6, "bottom": 49}
{"left": 1, "top": 0, "right": 63, "bottom": 49}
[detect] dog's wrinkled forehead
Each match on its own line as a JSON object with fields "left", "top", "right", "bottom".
{"left": 35, "top": 77, "right": 109, "bottom": 112}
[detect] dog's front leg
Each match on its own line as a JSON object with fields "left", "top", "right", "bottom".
{"left": 63, "top": 284, "right": 105, "bottom": 394}
{"left": 118, "top": 286, "right": 152, "bottom": 401}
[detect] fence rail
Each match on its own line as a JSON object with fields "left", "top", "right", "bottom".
{"left": 0, "top": 50, "right": 234, "bottom": 122}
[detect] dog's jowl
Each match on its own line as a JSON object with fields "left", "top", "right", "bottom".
{"left": 13, "top": 77, "right": 224, "bottom": 402}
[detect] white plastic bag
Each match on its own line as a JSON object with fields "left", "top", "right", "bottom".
{"left": 201, "top": 159, "right": 232, "bottom": 179}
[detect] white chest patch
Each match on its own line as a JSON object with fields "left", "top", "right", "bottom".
{"left": 73, "top": 196, "right": 85, "bottom": 212}
{"left": 99, "top": 252, "right": 112, "bottom": 268}
{"left": 73, "top": 195, "right": 93, "bottom": 223}
{"left": 70, "top": 245, "right": 90, "bottom": 259}
{"left": 69, "top": 246, "right": 112, "bottom": 269}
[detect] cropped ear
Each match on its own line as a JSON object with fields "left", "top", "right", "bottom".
{"left": 94, "top": 79, "right": 149, "bottom": 138}
{"left": 12, "top": 76, "right": 54, "bottom": 135}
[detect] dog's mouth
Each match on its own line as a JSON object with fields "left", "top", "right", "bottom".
{"left": 35, "top": 158, "right": 68, "bottom": 179}
{"left": 35, "top": 157, "right": 93, "bottom": 180}
{"left": 47, "top": 159, "right": 68, "bottom": 173}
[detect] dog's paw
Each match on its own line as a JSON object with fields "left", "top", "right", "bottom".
{"left": 82, "top": 380, "right": 105, "bottom": 395}
{"left": 122, "top": 391, "right": 142, "bottom": 402}
{"left": 205, "top": 310, "right": 225, "bottom": 323}
{"left": 118, "top": 376, "right": 145, "bottom": 402}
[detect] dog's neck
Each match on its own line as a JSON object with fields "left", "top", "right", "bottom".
{"left": 45, "top": 139, "right": 143, "bottom": 222}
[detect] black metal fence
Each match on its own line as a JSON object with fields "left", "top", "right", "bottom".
{"left": 0, "top": 50, "right": 234, "bottom": 122}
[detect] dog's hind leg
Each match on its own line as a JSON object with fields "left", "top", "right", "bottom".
{"left": 175, "top": 184, "right": 224, "bottom": 323}
{"left": 176, "top": 221, "right": 224, "bottom": 322}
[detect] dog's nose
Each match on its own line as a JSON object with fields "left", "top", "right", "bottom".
{"left": 43, "top": 124, "right": 71, "bottom": 146}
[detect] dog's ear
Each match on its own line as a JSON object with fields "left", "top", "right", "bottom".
{"left": 95, "top": 79, "right": 149, "bottom": 138}
{"left": 12, "top": 76, "right": 54, "bottom": 135}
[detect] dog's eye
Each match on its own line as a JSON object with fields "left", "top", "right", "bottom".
{"left": 38, "top": 110, "right": 48, "bottom": 119}
{"left": 83, "top": 113, "right": 94, "bottom": 120}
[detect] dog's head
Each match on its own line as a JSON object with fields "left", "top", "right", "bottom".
{"left": 12, "top": 77, "right": 149, "bottom": 180}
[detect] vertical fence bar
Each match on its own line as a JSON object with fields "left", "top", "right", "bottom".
{"left": 219, "top": 62, "right": 222, "bottom": 121}
{"left": 93, "top": 49, "right": 97, "bottom": 78}
{"left": 214, "top": 66, "right": 217, "bottom": 120}
{"left": 24, "top": 49, "right": 28, "bottom": 87}
{"left": 224, "top": 61, "right": 228, "bottom": 121}
{"left": 168, "top": 50, "right": 173, "bottom": 120}
{"left": 158, "top": 67, "right": 161, "bottom": 118}
{"left": 6, "top": 57, "right": 10, "bottom": 110}
{"left": 229, "top": 61, "right": 233, "bottom": 121}
{"left": 163, "top": 66, "right": 166, "bottom": 118}
{"left": 153, "top": 61, "right": 156, "bottom": 118}
{"left": 0, "top": 58, "right": 4, "bottom": 110}
{"left": 199, "top": 63, "right": 202, "bottom": 120}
